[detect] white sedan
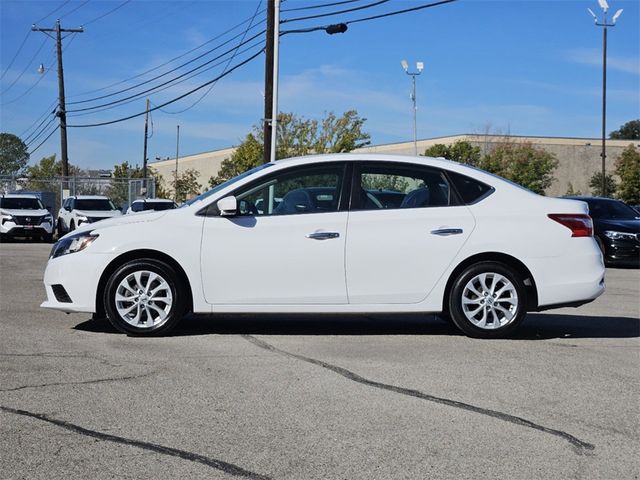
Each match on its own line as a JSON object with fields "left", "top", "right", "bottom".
{"left": 41, "top": 154, "right": 605, "bottom": 338}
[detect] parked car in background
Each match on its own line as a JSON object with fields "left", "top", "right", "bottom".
{"left": 42, "top": 154, "right": 605, "bottom": 339}
{"left": 564, "top": 196, "right": 640, "bottom": 267}
{"left": 0, "top": 194, "right": 54, "bottom": 242}
{"left": 57, "top": 195, "right": 122, "bottom": 236}
{"left": 126, "top": 198, "right": 177, "bottom": 214}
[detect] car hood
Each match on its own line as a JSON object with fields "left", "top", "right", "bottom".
{"left": 594, "top": 218, "right": 640, "bottom": 234}
{"left": 0, "top": 208, "right": 50, "bottom": 217}
{"left": 60, "top": 210, "right": 168, "bottom": 239}
{"left": 74, "top": 209, "right": 122, "bottom": 218}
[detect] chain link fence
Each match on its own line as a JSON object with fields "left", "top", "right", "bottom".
{"left": 0, "top": 176, "right": 156, "bottom": 215}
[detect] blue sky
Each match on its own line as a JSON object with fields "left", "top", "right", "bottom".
{"left": 1, "top": 0, "right": 639, "bottom": 171}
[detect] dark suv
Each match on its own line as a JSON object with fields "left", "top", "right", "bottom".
{"left": 565, "top": 196, "right": 640, "bottom": 267}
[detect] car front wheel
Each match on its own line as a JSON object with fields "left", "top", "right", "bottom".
{"left": 103, "top": 259, "right": 186, "bottom": 335}
{"left": 448, "top": 261, "right": 527, "bottom": 339}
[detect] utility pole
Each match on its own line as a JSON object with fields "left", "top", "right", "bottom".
{"left": 142, "top": 98, "right": 150, "bottom": 195}
{"left": 269, "top": 0, "right": 281, "bottom": 164}
{"left": 32, "top": 19, "right": 83, "bottom": 178}
{"left": 262, "top": 0, "right": 275, "bottom": 164}
{"left": 174, "top": 125, "right": 180, "bottom": 202}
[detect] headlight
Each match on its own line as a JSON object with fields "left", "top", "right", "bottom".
{"left": 50, "top": 231, "right": 99, "bottom": 259}
{"left": 44, "top": 214, "right": 53, "bottom": 224}
{"left": 604, "top": 230, "right": 637, "bottom": 241}
{"left": 1, "top": 214, "right": 13, "bottom": 225}
{"left": 76, "top": 215, "right": 88, "bottom": 224}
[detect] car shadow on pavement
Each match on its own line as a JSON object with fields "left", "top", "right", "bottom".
{"left": 74, "top": 312, "right": 640, "bottom": 339}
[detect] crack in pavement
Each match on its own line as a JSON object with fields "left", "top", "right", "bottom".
{"left": 0, "top": 371, "right": 156, "bottom": 392}
{"left": 0, "top": 406, "right": 273, "bottom": 480}
{"left": 0, "top": 352, "right": 123, "bottom": 368}
{"left": 242, "top": 334, "right": 595, "bottom": 455}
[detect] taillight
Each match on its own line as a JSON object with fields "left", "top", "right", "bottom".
{"left": 548, "top": 214, "right": 593, "bottom": 237}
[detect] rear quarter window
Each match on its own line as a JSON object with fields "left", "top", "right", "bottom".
{"left": 448, "top": 171, "right": 493, "bottom": 204}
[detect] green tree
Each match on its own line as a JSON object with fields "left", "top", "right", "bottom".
{"left": 0, "top": 133, "right": 30, "bottom": 176}
{"left": 588, "top": 171, "right": 617, "bottom": 197}
{"left": 614, "top": 145, "right": 640, "bottom": 204}
{"left": 478, "top": 141, "right": 558, "bottom": 195}
{"left": 610, "top": 120, "right": 640, "bottom": 140}
{"left": 423, "top": 140, "right": 481, "bottom": 166}
{"left": 564, "top": 182, "right": 582, "bottom": 196}
{"left": 209, "top": 110, "right": 370, "bottom": 187}
{"left": 174, "top": 168, "right": 201, "bottom": 203}
{"left": 105, "top": 161, "right": 143, "bottom": 208}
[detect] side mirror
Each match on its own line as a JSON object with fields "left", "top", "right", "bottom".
{"left": 217, "top": 196, "right": 237, "bottom": 216}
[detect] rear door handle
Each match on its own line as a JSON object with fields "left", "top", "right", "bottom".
{"left": 306, "top": 231, "right": 340, "bottom": 240}
{"left": 430, "top": 228, "right": 463, "bottom": 236}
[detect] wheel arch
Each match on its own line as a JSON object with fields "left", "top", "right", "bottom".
{"left": 95, "top": 249, "right": 194, "bottom": 318}
{"left": 443, "top": 252, "right": 539, "bottom": 312}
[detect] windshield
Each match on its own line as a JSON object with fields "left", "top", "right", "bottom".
{"left": 182, "top": 163, "right": 274, "bottom": 207}
{"left": 145, "top": 201, "right": 176, "bottom": 211}
{"left": 0, "top": 197, "right": 44, "bottom": 210}
{"left": 585, "top": 199, "right": 639, "bottom": 220}
{"left": 75, "top": 199, "right": 116, "bottom": 211}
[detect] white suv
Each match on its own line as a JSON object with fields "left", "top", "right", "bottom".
{"left": 57, "top": 195, "right": 122, "bottom": 235}
{"left": 0, "top": 194, "right": 54, "bottom": 242}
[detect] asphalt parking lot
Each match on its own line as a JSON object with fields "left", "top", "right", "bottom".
{"left": 1, "top": 242, "right": 638, "bottom": 480}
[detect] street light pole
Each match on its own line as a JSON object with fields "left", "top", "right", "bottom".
{"left": 588, "top": 1, "right": 623, "bottom": 197}
{"left": 401, "top": 60, "right": 424, "bottom": 156}
{"left": 32, "top": 20, "right": 83, "bottom": 177}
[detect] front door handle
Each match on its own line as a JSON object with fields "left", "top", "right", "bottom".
{"left": 306, "top": 231, "right": 340, "bottom": 240}
{"left": 430, "top": 228, "right": 463, "bottom": 236}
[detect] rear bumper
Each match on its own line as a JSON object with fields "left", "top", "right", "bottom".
{"left": 528, "top": 239, "right": 606, "bottom": 308}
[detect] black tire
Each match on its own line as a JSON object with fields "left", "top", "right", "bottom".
{"left": 103, "top": 258, "right": 186, "bottom": 335}
{"left": 69, "top": 220, "right": 75, "bottom": 232}
{"left": 448, "top": 261, "right": 527, "bottom": 339}
{"left": 57, "top": 219, "right": 65, "bottom": 237}
{"left": 43, "top": 233, "right": 54, "bottom": 243}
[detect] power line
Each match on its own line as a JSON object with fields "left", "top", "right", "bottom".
{"left": 59, "top": 0, "right": 91, "bottom": 20}
{"left": 67, "top": 6, "right": 266, "bottom": 100}
{"left": 26, "top": 116, "right": 59, "bottom": 147}
{"left": 19, "top": 100, "right": 58, "bottom": 138}
{"left": 281, "top": 0, "right": 362, "bottom": 13}
{"left": 82, "top": 0, "right": 131, "bottom": 26}
{"left": 66, "top": 30, "right": 265, "bottom": 113}
{"left": 67, "top": 25, "right": 265, "bottom": 108}
{"left": 33, "top": 0, "right": 72, "bottom": 24}
{"left": 0, "top": 36, "right": 48, "bottom": 96}
{"left": 281, "top": 0, "right": 390, "bottom": 23}
{"left": 28, "top": 125, "right": 60, "bottom": 156}
{"left": 158, "top": 0, "right": 264, "bottom": 115}
{"left": 68, "top": 47, "right": 265, "bottom": 128}
{"left": 69, "top": 39, "right": 265, "bottom": 117}
{"left": 1, "top": 32, "right": 77, "bottom": 107}
{"left": 345, "top": 0, "right": 458, "bottom": 25}
{"left": 0, "top": 31, "right": 31, "bottom": 82}
{"left": 23, "top": 105, "right": 57, "bottom": 143}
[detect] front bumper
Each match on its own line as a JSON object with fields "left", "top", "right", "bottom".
{"left": 602, "top": 237, "right": 640, "bottom": 267}
{"left": 41, "top": 251, "right": 112, "bottom": 313}
{"left": 1, "top": 221, "right": 53, "bottom": 237}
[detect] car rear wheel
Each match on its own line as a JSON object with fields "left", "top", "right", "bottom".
{"left": 103, "top": 259, "right": 185, "bottom": 335}
{"left": 448, "top": 261, "right": 527, "bottom": 338}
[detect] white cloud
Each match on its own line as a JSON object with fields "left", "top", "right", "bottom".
{"left": 566, "top": 48, "right": 640, "bottom": 75}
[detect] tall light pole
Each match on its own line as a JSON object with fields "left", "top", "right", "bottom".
{"left": 588, "top": 0, "right": 623, "bottom": 197}
{"left": 401, "top": 59, "right": 423, "bottom": 156}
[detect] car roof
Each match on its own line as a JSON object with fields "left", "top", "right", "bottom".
{"left": 1, "top": 194, "right": 39, "bottom": 199}
{"left": 71, "top": 195, "right": 110, "bottom": 200}
{"left": 132, "top": 198, "right": 174, "bottom": 203}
